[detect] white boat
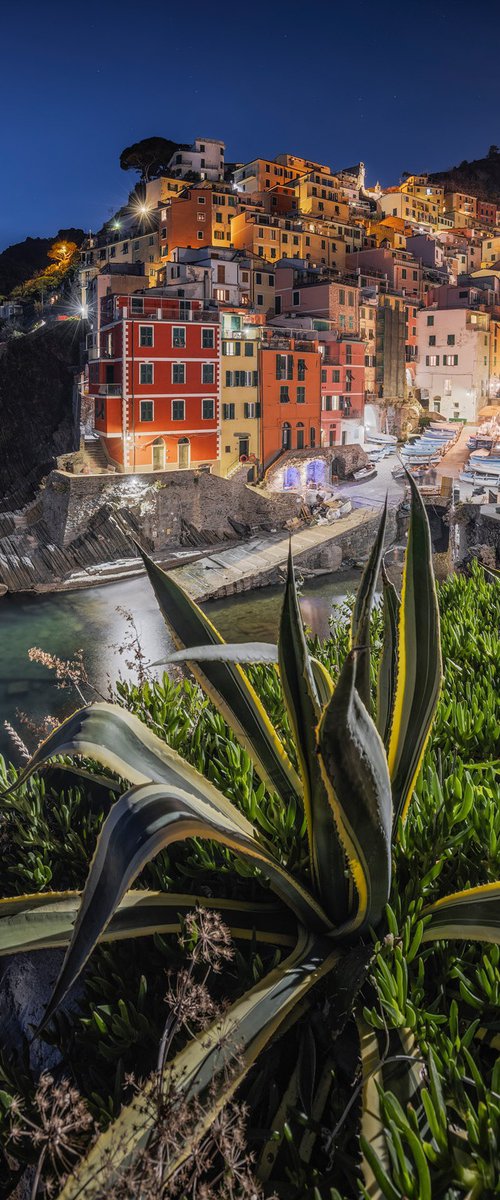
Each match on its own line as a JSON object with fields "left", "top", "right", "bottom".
{"left": 365, "top": 432, "right": 398, "bottom": 446}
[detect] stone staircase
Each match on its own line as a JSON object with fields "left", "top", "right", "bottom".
{"left": 81, "top": 437, "right": 110, "bottom": 473}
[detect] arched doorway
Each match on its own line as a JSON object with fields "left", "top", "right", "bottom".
{"left": 296, "top": 422, "right": 305, "bottom": 450}
{"left": 152, "top": 437, "right": 166, "bottom": 471}
{"left": 177, "top": 437, "right": 190, "bottom": 469}
{"left": 282, "top": 422, "right": 291, "bottom": 451}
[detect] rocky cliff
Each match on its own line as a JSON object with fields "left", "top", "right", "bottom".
{"left": 0, "top": 323, "right": 82, "bottom": 509}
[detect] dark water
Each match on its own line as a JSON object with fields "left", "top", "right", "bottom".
{"left": 0, "top": 570, "right": 360, "bottom": 763}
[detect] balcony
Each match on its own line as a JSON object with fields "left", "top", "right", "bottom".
{"left": 98, "top": 384, "right": 122, "bottom": 397}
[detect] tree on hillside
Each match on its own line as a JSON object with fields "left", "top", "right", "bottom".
{"left": 119, "top": 137, "right": 184, "bottom": 181}
{"left": 47, "top": 239, "right": 79, "bottom": 271}
{"left": 488, "top": 145, "right": 500, "bottom": 157}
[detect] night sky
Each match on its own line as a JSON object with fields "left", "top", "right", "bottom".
{"left": 2, "top": 0, "right": 500, "bottom": 250}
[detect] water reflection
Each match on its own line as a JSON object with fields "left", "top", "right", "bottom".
{"left": 0, "top": 569, "right": 360, "bottom": 762}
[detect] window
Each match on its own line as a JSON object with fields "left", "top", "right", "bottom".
{"left": 443, "top": 354, "right": 459, "bottom": 366}
{"left": 402, "top": 268, "right": 407, "bottom": 279}
{"left": 429, "top": 335, "right": 436, "bottom": 346}
{"left": 197, "top": 231, "right": 204, "bottom": 240}
{"left": 256, "top": 294, "right": 264, "bottom": 305}
{"left": 332, "top": 369, "right": 340, "bottom": 383}
{"left": 310, "top": 427, "right": 316, "bottom": 448}
{"left": 198, "top": 195, "right": 206, "bottom": 204}
{"left": 223, "top": 340, "right": 240, "bottom": 356}
{"left": 172, "top": 400, "right": 185, "bottom": 420}
{"left": 444, "top": 379, "right": 452, "bottom": 396}
{"left": 244, "top": 402, "right": 260, "bottom": 418}
{"left": 339, "top": 288, "right": 345, "bottom": 304}
{"left": 140, "top": 363, "right": 153, "bottom": 384}
{"left": 131, "top": 297, "right": 143, "bottom": 314}
{"left": 427, "top": 355, "right": 439, "bottom": 366}
{"left": 297, "top": 386, "right": 305, "bottom": 403}
{"left": 427, "top": 315, "right": 434, "bottom": 326}
{"left": 244, "top": 341, "right": 253, "bottom": 357}
{"left": 140, "top": 400, "right": 153, "bottom": 421}
{"left": 321, "top": 369, "right": 327, "bottom": 383}
{"left": 296, "top": 425, "right": 305, "bottom": 450}
{"left": 280, "top": 385, "right": 290, "bottom": 403}
{"left": 202, "top": 363, "right": 214, "bottom": 384}
{"left": 94, "top": 398, "right": 105, "bottom": 421}
{"left": 255, "top": 272, "right": 262, "bottom": 284}
{"left": 202, "top": 327, "right": 215, "bottom": 348}
{"left": 139, "top": 325, "right": 153, "bottom": 347}
{"left": 222, "top": 403, "right": 235, "bottom": 420}
{"left": 172, "top": 363, "right": 185, "bottom": 384}
{"left": 202, "top": 399, "right": 214, "bottom": 419}
{"left": 447, "top": 334, "right": 455, "bottom": 345}
{"left": 173, "top": 327, "right": 185, "bottom": 348}
{"left": 297, "top": 358, "right": 306, "bottom": 380}
{"left": 282, "top": 422, "right": 291, "bottom": 450}
{"left": 292, "top": 290, "right": 300, "bottom": 305}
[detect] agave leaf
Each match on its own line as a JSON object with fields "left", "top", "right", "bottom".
{"left": 279, "top": 546, "right": 350, "bottom": 924}
{"left": 351, "top": 496, "right": 388, "bottom": 709}
{"left": 151, "top": 642, "right": 279, "bottom": 666}
{"left": 376, "top": 564, "right": 400, "bottom": 748}
{"left": 310, "top": 656, "right": 335, "bottom": 707}
{"left": 387, "top": 473, "right": 442, "bottom": 826}
{"left": 138, "top": 547, "right": 302, "bottom": 808}
{"left": 0, "top": 890, "right": 297, "bottom": 956}
{"left": 422, "top": 881, "right": 500, "bottom": 944}
{"left": 318, "top": 651, "right": 392, "bottom": 934}
{"left": 357, "top": 1019, "right": 424, "bottom": 1199}
{"left": 40, "top": 780, "right": 332, "bottom": 1029}
{"left": 56, "top": 930, "right": 341, "bottom": 1199}
{"left": 6, "top": 702, "right": 261, "bottom": 834}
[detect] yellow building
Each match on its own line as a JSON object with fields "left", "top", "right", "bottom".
{"left": 380, "top": 189, "right": 440, "bottom": 226}
{"left": 219, "top": 312, "right": 261, "bottom": 476}
{"left": 292, "top": 172, "right": 350, "bottom": 222}
{"left": 481, "top": 234, "right": 500, "bottom": 266}
{"left": 230, "top": 210, "right": 350, "bottom": 270}
{"left": 443, "top": 192, "right": 478, "bottom": 226}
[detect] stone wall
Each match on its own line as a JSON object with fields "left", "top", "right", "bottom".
{"left": 455, "top": 503, "right": 500, "bottom": 568}
{"left": 40, "top": 469, "right": 301, "bottom": 551}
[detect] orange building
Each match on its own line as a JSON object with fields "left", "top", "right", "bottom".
{"left": 160, "top": 184, "right": 239, "bottom": 259}
{"left": 259, "top": 333, "right": 322, "bottom": 465}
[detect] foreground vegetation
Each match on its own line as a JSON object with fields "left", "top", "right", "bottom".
{"left": 0, "top": 490, "right": 499, "bottom": 1197}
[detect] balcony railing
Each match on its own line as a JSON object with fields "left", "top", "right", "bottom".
{"left": 103, "top": 299, "right": 219, "bottom": 324}
{"left": 98, "top": 384, "right": 122, "bottom": 396}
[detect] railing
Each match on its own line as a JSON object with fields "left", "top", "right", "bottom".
{"left": 98, "top": 384, "right": 122, "bottom": 396}
{"left": 103, "top": 300, "right": 218, "bottom": 324}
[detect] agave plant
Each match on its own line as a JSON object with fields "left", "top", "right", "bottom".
{"left": 2, "top": 476, "right": 500, "bottom": 1198}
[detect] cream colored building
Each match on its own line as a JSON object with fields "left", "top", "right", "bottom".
{"left": 219, "top": 312, "right": 261, "bottom": 476}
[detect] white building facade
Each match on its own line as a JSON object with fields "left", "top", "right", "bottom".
{"left": 415, "top": 307, "right": 490, "bottom": 422}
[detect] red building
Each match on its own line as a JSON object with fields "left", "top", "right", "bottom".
{"left": 405, "top": 300, "right": 419, "bottom": 386}
{"left": 320, "top": 337, "right": 365, "bottom": 446}
{"left": 259, "top": 333, "right": 322, "bottom": 467}
{"left": 88, "top": 294, "right": 220, "bottom": 472}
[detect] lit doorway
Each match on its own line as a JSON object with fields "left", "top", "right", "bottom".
{"left": 177, "top": 438, "right": 190, "bottom": 469}
{"left": 152, "top": 438, "right": 166, "bottom": 471}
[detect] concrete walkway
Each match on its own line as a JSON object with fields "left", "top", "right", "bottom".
{"left": 168, "top": 507, "right": 376, "bottom": 602}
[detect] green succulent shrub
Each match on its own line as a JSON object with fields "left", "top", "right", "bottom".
{"left": 1, "top": 479, "right": 499, "bottom": 1199}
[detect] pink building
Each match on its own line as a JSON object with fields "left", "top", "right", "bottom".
{"left": 274, "top": 262, "right": 359, "bottom": 334}
{"left": 349, "top": 247, "right": 423, "bottom": 299}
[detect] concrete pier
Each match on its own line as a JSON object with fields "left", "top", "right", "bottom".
{"left": 168, "top": 507, "right": 388, "bottom": 602}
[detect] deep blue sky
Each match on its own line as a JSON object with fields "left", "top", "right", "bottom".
{"left": 2, "top": 0, "right": 500, "bottom": 250}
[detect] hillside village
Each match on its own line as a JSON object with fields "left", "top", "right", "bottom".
{"left": 1, "top": 135, "right": 500, "bottom": 592}
{"left": 2, "top": 136, "right": 500, "bottom": 479}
